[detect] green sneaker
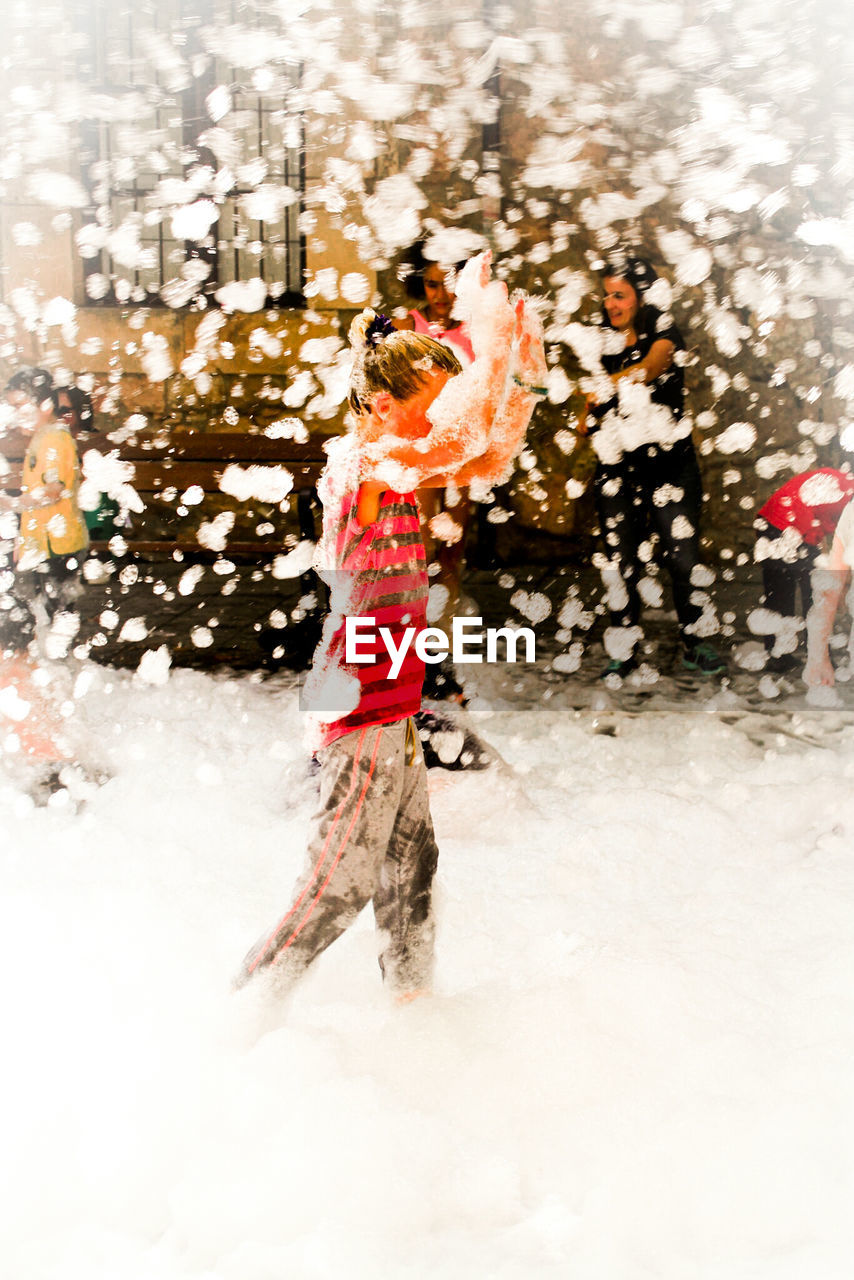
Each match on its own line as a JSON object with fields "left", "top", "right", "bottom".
{"left": 682, "top": 641, "right": 727, "bottom": 675}
{"left": 599, "top": 655, "right": 638, "bottom": 681}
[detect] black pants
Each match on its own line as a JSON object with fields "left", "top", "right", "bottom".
{"left": 0, "top": 555, "right": 81, "bottom": 653}
{"left": 594, "top": 437, "right": 704, "bottom": 641}
{"left": 754, "top": 518, "right": 818, "bottom": 646}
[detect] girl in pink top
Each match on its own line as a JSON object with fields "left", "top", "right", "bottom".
{"left": 235, "top": 253, "right": 547, "bottom": 1010}
{"left": 407, "top": 300, "right": 475, "bottom": 365}
{"left": 395, "top": 240, "right": 476, "bottom": 365}
{"left": 395, "top": 242, "right": 477, "bottom": 699}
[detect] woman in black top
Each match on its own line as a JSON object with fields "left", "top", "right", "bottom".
{"left": 578, "top": 256, "right": 725, "bottom": 678}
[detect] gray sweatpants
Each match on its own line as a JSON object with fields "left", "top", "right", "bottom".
{"left": 236, "top": 718, "right": 439, "bottom": 996}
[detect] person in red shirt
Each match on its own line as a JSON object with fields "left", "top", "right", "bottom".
{"left": 754, "top": 467, "right": 854, "bottom": 661}
{"left": 234, "top": 254, "right": 547, "bottom": 1012}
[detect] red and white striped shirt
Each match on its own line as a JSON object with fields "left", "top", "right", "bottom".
{"left": 306, "top": 437, "right": 428, "bottom": 749}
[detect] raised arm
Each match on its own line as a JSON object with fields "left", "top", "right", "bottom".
{"left": 361, "top": 253, "right": 518, "bottom": 487}
{"left": 438, "top": 296, "right": 547, "bottom": 488}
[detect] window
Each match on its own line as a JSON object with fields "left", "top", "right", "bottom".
{"left": 74, "top": 0, "right": 304, "bottom": 307}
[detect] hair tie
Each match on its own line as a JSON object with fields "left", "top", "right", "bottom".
{"left": 364, "top": 312, "right": 395, "bottom": 347}
{"left": 348, "top": 309, "right": 396, "bottom": 351}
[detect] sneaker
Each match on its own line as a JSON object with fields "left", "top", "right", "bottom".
{"left": 414, "top": 708, "right": 490, "bottom": 771}
{"left": 599, "top": 656, "right": 638, "bottom": 681}
{"left": 422, "top": 656, "right": 467, "bottom": 704}
{"left": 765, "top": 653, "right": 800, "bottom": 674}
{"left": 682, "top": 641, "right": 727, "bottom": 675}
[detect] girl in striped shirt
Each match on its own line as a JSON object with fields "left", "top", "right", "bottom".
{"left": 235, "top": 253, "right": 546, "bottom": 1008}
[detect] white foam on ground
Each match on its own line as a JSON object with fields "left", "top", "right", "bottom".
{"left": 1, "top": 660, "right": 852, "bottom": 1278}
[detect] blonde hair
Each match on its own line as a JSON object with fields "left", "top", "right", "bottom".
{"left": 347, "top": 309, "right": 462, "bottom": 416}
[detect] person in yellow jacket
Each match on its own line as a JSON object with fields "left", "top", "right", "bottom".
{"left": 0, "top": 370, "right": 107, "bottom": 804}
{"left": 1, "top": 367, "right": 89, "bottom": 650}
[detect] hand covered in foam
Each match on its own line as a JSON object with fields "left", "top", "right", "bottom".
{"left": 442, "top": 297, "right": 547, "bottom": 491}
{"left": 511, "top": 296, "right": 548, "bottom": 391}
{"left": 360, "top": 255, "right": 537, "bottom": 488}
{"left": 452, "top": 251, "right": 516, "bottom": 359}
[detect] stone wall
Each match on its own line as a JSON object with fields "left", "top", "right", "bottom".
{"left": 2, "top": 0, "right": 853, "bottom": 570}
